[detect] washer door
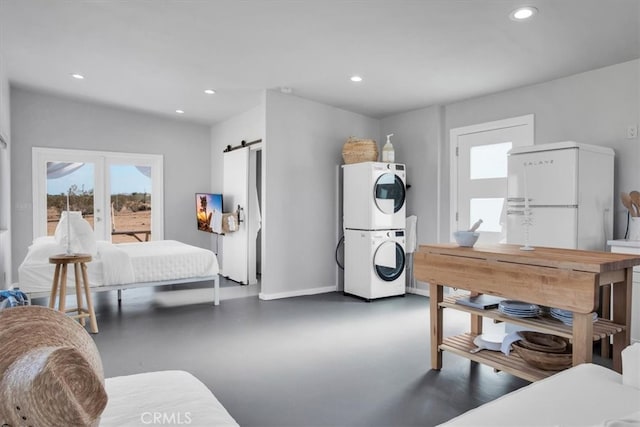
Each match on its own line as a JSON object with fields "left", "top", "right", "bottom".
{"left": 374, "top": 241, "right": 406, "bottom": 282}
{"left": 374, "top": 173, "right": 406, "bottom": 214}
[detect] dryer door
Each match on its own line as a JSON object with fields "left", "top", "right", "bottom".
{"left": 373, "top": 241, "right": 406, "bottom": 282}
{"left": 374, "top": 173, "right": 406, "bottom": 214}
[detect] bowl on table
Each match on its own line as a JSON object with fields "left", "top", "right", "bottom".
{"left": 517, "top": 331, "right": 568, "bottom": 353}
{"left": 453, "top": 231, "right": 479, "bottom": 247}
{"left": 512, "top": 340, "right": 572, "bottom": 371}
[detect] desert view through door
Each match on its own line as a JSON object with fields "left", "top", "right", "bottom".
{"left": 33, "top": 148, "right": 163, "bottom": 242}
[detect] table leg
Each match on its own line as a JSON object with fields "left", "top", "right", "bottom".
{"left": 469, "top": 292, "right": 483, "bottom": 335}
{"left": 430, "top": 283, "right": 443, "bottom": 370}
{"left": 600, "top": 284, "right": 611, "bottom": 359}
{"left": 49, "top": 264, "right": 61, "bottom": 309}
{"left": 59, "top": 263, "right": 68, "bottom": 312}
{"left": 470, "top": 315, "right": 483, "bottom": 335}
{"left": 572, "top": 312, "right": 593, "bottom": 366}
{"left": 81, "top": 262, "right": 99, "bottom": 333}
{"left": 74, "top": 263, "right": 86, "bottom": 326}
{"left": 214, "top": 276, "right": 220, "bottom": 306}
{"left": 612, "top": 269, "right": 632, "bottom": 373}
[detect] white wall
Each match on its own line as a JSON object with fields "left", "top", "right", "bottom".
{"left": 442, "top": 59, "right": 640, "bottom": 240}
{"left": 380, "top": 106, "right": 443, "bottom": 245}
{"left": 262, "top": 90, "right": 379, "bottom": 299}
{"left": 10, "top": 87, "right": 212, "bottom": 279}
{"left": 210, "top": 102, "right": 265, "bottom": 266}
{"left": 0, "top": 54, "right": 11, "bottom": 287}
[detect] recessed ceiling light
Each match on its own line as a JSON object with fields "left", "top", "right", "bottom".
{"left": 204, "top": 89, "right": 216, "bottom": 95}
{"left": 71, "top": 73, "right": 85, "bottom": 80}
{"left": 350, "top": 75, "right": 363, "bottom": 82}
{"left": 175, "top": 109, "right": 185, "bottom": 114}
{"left": 510, "top": 6, "right": 538, "bottom": 21}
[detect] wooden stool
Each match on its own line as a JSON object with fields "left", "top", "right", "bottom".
{"left": 49, "top": 254, "right": 98, "bottom": 333}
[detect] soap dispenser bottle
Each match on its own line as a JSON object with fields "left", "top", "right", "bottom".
{"left": 382, "top": 133, "right": 395, "bottom": 163}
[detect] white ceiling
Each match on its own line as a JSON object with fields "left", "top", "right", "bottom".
{"left": 1, "top": 0, "right": 638, "bottom": 125}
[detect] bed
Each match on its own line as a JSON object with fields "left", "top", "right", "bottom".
{"left": 18, "top": 236, "right": 220, "bottom": 305}
{"left": 439, "top": 344, "right": 640, "bottom": 426}
{"left": 102, "top": 370, "right": 238, "bottom": 426}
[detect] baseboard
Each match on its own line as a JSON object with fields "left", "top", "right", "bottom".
{"left": 406, "top": 287, "right": 430, "bottom": 297}
{"left": 259, "top": 285, "right": 336, "bottom": 300}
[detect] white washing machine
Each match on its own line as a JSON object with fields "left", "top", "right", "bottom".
{"left": 344, "top": 229, "right": 406, "bottom": 300}
{"left": 343, "top": 162, "right": 406, "bottom": 230}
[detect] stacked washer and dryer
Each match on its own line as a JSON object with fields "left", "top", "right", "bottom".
{"left": 343, "top": 162, "right": 407, "bottom": 300}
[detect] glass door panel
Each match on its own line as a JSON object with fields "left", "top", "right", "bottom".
{"left": 45, "top": 161, "right": 97, "bottom": 236}
{"left": 109, "top": 164, "right": 153, "bottom": 243}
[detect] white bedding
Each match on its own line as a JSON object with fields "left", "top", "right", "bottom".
{"left": 101, "top": 370, "right": 238, "bottom": 427}
{"left": 440, "top": 364, "right": 640, "bottom": 426}
{"left": 18, "top": 237, "right": 219, "bottom": 295}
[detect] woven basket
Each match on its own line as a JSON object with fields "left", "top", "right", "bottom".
{"left": 342, "top": 137, "right": 378, "bottom": 164}
{"left": 0, "top": 306, "right": 107, "bottom": 426}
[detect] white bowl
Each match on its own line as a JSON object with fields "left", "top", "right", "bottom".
{"left": 453, "top": 231, "right": 479, "bottom": 247}
{"left": 473, "top": 333, "right": 507, "bottom": 352}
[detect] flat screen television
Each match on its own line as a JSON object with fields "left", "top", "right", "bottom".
{"left": 196, "top": 193, "right": 223, "bottom": 234}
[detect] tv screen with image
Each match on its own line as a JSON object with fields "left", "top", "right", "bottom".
{"left": 196, "top": 193, "right": 223, "bottom": 234}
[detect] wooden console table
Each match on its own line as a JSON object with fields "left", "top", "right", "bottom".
{"left": 414, "top": 243, "right": 640, "bottom": 381}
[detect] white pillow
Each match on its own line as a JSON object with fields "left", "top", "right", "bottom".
{"left": 25, "top": 240, "right": 66, "bottom": 263}
{"left": 54, "top": 211, "right": 98, "bottom": 256}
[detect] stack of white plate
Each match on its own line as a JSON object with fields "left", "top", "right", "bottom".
{"left": 549, "top": 308, "right": 598, "bottom": 325}
{"left": 498, "top": 300, "right": 540, "bottom": 318}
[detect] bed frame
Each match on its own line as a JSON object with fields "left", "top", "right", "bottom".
{"left": 25, "top": 275, "right": 220, "bottom": 306}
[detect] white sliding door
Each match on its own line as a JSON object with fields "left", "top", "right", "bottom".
{"left": 223, "top": 148, "right": 250, "bottom": 284}
{"left": 222, "top": 145, "right": 261, "bottom": 285}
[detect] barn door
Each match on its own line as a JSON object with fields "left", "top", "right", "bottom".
{"left": 223, "top": 148, "right": 250, "bottom": 284}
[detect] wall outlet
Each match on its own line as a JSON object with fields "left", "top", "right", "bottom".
{"left": 627, "top": 125, "right": 638, "bottom": 139}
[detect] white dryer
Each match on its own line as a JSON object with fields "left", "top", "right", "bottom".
{"left": 344, "top": 229, "right": 406, "bottom": 300}
{"left": 343, "top": 162, "right": 406, "bottom": 230}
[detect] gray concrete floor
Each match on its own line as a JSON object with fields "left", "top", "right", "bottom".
{"left": 35, "top": 282, "right": 610, "bottom": 426}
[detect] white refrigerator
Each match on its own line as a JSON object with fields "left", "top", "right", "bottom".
{"left": 506, "top": 141, "right": 614, "bottom": 251}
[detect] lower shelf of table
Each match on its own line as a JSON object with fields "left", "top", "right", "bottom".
{"left": 440, "top": 333, "right": 566, "bottom": 382}
{"left": 441, "top": 296, "right": 625, "bottom": 341}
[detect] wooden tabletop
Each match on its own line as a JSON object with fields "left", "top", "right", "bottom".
{"left": 418, "top": 243, "right": 640, "bottom": 273}
{"left": 49, "top": 253, "right": 92, "bottom": 264}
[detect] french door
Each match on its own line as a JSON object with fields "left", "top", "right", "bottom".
{"left": 450, "top": 115, "right": 534, "bottom": 244}
{"left": 33, "top": 148, "right": 163, "bottom": 242}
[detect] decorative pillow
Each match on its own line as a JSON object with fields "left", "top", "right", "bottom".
{"left": 55, "top": 211, "right": 98, "bottom": 256}
{"left": 0, "top": 306, "right": 107, "bottom": 426}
